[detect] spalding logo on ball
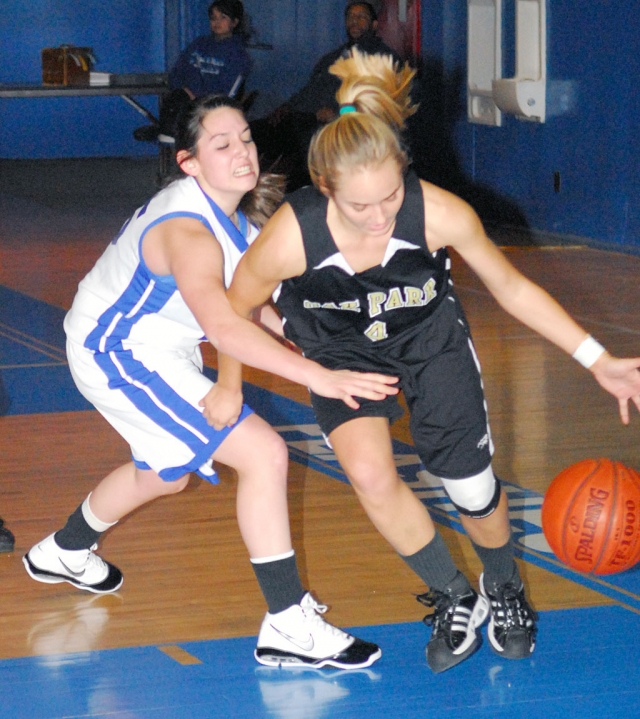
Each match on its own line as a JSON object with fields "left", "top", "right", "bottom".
{"left": 541, "top": 458, "right": 640, "bottom": 575}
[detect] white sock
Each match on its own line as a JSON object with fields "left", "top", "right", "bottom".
{"left": 82, "top": 493, "right": 118, "bottom": 533}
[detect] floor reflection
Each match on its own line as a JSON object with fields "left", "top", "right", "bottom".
{"left": 28, "top": 593, "right": 122, "bottom": 666}
{"left": 256, "top": 665, "right": 381, "bottom": 719}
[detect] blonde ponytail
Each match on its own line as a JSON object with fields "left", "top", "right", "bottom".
{"left": 308, "top": 49, "right": 416, "bottom": 192}
{"left": 332, "top": 50, "right": 415, "bottom": 130}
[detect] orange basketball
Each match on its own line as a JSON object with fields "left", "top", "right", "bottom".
{"left": 541, "top": 458, "right": 640, "bottom": 575}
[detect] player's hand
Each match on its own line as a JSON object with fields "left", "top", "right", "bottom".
{"left": 308, "top": 367, "right": 399, "bottom": 409}
{"left": 199, "top": 384, "right": 243, "bottom": 430}
{"left": 590, "top": 353, "right": 640, "bottom": 424}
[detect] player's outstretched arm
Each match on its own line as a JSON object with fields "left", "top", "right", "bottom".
{"left": 146, "top": 215, "right": 398, "bottom": 409}
{"left": 226, "top": 203, "right": 400, "bottom": 407}
{"left": 421, "top": 181, "right": 640, "bottom": 424}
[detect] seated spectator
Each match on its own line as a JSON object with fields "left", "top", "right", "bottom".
{"left": 169, "top": 0, "right": 250, "bottom": 101}
{"left": 135, "top": 0, "right": 251, "bottom": 143}
{"left": 251, "top": 0, "right": 402, "bottom": 189}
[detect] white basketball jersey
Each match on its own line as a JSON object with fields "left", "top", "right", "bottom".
{"left": 65, "top": 176, "right": 259, "bottom": 354}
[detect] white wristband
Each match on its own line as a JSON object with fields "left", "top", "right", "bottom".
{"left": 572, "top": 335, "right": 606, "bottom": 369}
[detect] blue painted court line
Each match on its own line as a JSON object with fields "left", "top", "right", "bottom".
{"left": 2, "top": 286, "right": 640, "bottom": 611}
{"left": 0, "top": 286, "right": 67, "bottom": 350}
{"left": 1, "top": 606, "right": 639, "bottom": 718}
{"left": 0, "top": 286, "right": 90, "bottom": 415}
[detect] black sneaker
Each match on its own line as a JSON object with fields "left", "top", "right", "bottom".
{"left": 0, "top": 517, "right": 14, "bottom": 553}
{"left": 417, "top": 586, "right": 489, "bottom": 673}
{"left": 479, "top": 573, "right": 537, "bottom": 659}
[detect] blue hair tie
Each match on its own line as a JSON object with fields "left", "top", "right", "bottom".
{"left": 339, "top": 104, "right": 357, "bottom": 115}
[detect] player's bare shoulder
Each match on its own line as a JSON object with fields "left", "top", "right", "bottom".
{"left": 245, "top": 201, "right": 307, "bottom": 281}
{"left": 143, "top": 215, "right": 221, "bottom": 277}
{"left": 419, "top": 179, "right": 485, "bottom": 252}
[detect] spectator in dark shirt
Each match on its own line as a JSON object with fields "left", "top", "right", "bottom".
{"left": 252, "top": 1, "right": 403, "bottom": 190}
{"left": 283, "top": 1, "right": 401, "bottom": 123}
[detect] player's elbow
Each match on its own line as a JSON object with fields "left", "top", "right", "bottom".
{"left": 203, "top": 309, "right": 243, "bottom": 352}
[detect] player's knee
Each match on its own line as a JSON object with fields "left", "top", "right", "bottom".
{"left": 268, "top": 432, "right": 289, "bottom": 475}
{"left": 347, "top": 461, "right": 399, "bottom": 498}
{"left": 439, "top": 465, "right": 501, "bottom": 518}
{"left": 235, "top": 428, "right": 289, "bottom": 481}
{"left": 252, "top": 429, "right": 289, "bottom": 475}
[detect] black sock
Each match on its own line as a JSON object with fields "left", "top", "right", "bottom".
{"left": 472, "top": 538, "right": 520, "bottom": 587}
{"left": 54, "top": 503, "right": 103, "bottom": 550}
{"left": 401, "top": 532, "right": 469, "bottom": 593}
{"left": 251, "top": 552, "right": 305, "bottom": 614}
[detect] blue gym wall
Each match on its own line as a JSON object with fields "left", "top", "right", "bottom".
{"left": 0, "top": 0, "right": 345, "bottom": 162}
{"left": 424, "top": 1, "right": 639, "bottom": 249}
{"left": 0, "top": 0, "right": 165, "bottom": 159}
{"left": 0, "top": 1, "right": 637, "bottom": 250}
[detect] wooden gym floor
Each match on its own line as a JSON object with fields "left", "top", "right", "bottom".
{"left": 1, "top": 158, "right": 640, "bottom": 717}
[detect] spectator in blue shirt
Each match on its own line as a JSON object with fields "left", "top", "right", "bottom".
{"left": 169, "top": 0, "right": 251, "bottom": 100}
{"left": 135, "top": 0, "right": 251, "bottom": 144}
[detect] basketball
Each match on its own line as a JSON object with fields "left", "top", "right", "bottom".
{"left": 541, "top": 458, "right": 640, "bottom": 575}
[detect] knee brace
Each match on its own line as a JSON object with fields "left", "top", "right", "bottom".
{"left": 439, "top": 466, "right": 501, "bottom": 518}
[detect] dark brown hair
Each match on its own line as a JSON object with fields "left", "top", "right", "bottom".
{"left": 175, "top": 94, "right": 285, "bottom": 228}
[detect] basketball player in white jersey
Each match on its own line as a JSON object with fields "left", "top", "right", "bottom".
{"left": 24, "top": 94, "right": 400, "bottom": 670}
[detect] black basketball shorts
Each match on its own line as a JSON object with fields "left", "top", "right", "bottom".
{"left": 309, "top": 294, "right": 493, "bottom": 480}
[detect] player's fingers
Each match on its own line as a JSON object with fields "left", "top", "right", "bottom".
{"left": 341, "top": 394, "right": 360, "bottom": 410}
{"left": 358, "top": 373, "right": 399, "bottom": 385}
{"left": 355, "top": 378, "right": 398, "bottom": 396}
{"left": 351, "top": 389, "right": 384, "bottom": 401}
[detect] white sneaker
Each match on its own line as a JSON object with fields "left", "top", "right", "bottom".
{"left": 255, "top": 592, "right": 381, "bottom": 669}
{"left": 23, "top": 533, "right": 123, "bottom": 594}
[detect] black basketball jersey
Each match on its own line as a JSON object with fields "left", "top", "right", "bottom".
{"left": 275, "top": 171, "right": 452, "bottom": 366}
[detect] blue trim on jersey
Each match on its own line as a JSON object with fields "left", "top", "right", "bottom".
{"left": 84, "top": 266, "right": 175, "bottom": 353}
{"left": 196, "top": 182, "right": 249, "bottom": 253}
{"left": 80, "top": 194, "right": 255, "bottom": 482}
{"left": 237, "top": 211, "right": 248, "bottom": 239}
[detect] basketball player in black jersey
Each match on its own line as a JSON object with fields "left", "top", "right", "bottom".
{"left": 224, "top": 50, "right": 640, "bottom": 673}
